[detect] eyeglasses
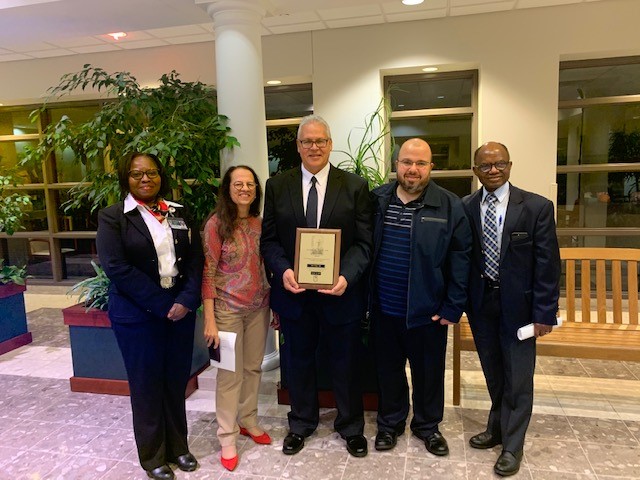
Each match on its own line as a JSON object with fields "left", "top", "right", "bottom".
{"left": 299, "top": 139, "right": 329, "bottom": 149}
{"left": 232, "top": 181, "right": 257, "bottom": 191}
{"left": 475, "top": 161, "right": 510, "bottom": 174}
{"left": 129, "top": 169, "right": 160, "bottom": 180}
{"left": 396, "top": 159, "right": 432, "bottom": 169}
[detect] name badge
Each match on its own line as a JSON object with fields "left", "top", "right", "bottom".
{"left": 167, "top": 218, "right": 189, "bottom": 230}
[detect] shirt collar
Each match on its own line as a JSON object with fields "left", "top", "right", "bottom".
{"left": 482, "top": 182, "right": 510, "bottom": 204}
{"left": 123, "top": 193, "right": 182, "bottom": 213}
{"left": 301, "top": 162, "right": 330, "bottom": 186}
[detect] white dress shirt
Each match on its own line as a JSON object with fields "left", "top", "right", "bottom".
{"left": 124, "top": 193, "right": 179, "bottom": 279}
{"left": 301, "top": 162, "right": 330, "bottom": 228}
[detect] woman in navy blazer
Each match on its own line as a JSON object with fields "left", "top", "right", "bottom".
{"left": 97, "top": 152, "right": 203, "bottom": 480}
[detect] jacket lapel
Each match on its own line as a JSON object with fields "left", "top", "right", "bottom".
{"left": 287, "top": 168, "right": 306, "bottom": 226}
{"left": 501, "top": 185, "right": 524, "bottom": 263}
{"left": 125, "top": 207, "right": 153, "bottom": 244}
{"left": 320, "top": 165, "right": 342, "bottom": 227}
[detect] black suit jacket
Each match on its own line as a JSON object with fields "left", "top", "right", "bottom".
{"left": 97, "top": 201, "right": 203, "bottom": 324}
{"left": 260, "top": 165, "right": 373, "bottom": 324}
{"left": 463, "top": 184, "right": 560, "bottom": 338}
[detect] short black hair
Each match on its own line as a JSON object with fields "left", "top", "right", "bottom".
{"left": 117, "top": 152, "right": 171, "bottom": 198}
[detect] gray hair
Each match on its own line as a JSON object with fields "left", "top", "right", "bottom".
{"left": 297, "top": 115, "right": 332, "bottom": 139}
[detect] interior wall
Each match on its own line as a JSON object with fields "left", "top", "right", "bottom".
{"left": 0, "top": 0, "right": 638, "bottom": 199}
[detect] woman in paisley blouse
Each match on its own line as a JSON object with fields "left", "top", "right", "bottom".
{"left": 201, "top": 165, "right": 271, "bottom": 471}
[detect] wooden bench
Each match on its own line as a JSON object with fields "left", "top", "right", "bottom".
{"left": 452, "top": 247, "right": 640, "bottom": 406}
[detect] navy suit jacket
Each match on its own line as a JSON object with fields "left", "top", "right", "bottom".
{"left": 462, "top": 184, "right": 560, "bottom": 338}
{"left": 97, "top": 201, "right": 203, "bottom": 324}
{"left": 260, "top": 165, "right": 373, "bottom": 324}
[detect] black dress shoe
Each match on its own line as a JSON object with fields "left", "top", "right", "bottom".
{"left": 145, "top": 465, "right": 175, "bottom": 480}
{"left": 345, "top": 434, "right": 368, "bottom": 457}
{"left": 374, "top": 431, "right": 398, "bottom": 451}
{"left": 494, "top": 450, "right": 522, "bottom": 477}
{"left": 424, "top": 432, "right": 449, "bottom": 456}
{"left": 283, "top": 432, "right": 305, "bottom": 455}
{"left": 469, "top": 431, "right": 501, "bottom": 449}
{"left": 172, "top": 453, "right": 198, "bottom": 472}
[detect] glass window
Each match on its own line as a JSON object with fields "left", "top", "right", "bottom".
{"left": 390, "top": 115, "right": 473, "bottom": 172}
{"left": 54, "top": 189, "right": 100, "bottom": 232}
{"left": 0, "top": 140, "right": 42, "bottom": 183}
{"left": 267, "top": 125, "right": 300, "bottom": 175}
{"left": 388, "top": 75, "right": 473, "bottom": 111}
{"left": 559, "top": 59, "right": 640, "bottom": 101}
{"left": 557, "top": 57, "right": 640, "bottom": 249}
{"left": 385, "top": 70, "right": 477, "bottom": 198}
{"left": 0, "top": 109, "right": 38, "bottom": 136}
{"left": 265, "top": 84, "right": 313, "bottom": 120}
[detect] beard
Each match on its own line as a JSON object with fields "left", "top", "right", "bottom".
{"left": 398, "top": 175, "right": 428, "bottom": 195}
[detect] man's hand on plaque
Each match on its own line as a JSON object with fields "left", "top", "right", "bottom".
{"left": 283, "top": 269, "right": 306, "bottom": 294}
{"left": 318, "top": 275, "right": 348, "bottom": 296}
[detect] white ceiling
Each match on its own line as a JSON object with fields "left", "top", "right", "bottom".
{"left": 0, "top": 0, "right": 612, "bottom": 63}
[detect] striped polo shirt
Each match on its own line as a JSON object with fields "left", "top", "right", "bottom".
{"left": 376, "top": 190, "right": 422, "bottom": 318}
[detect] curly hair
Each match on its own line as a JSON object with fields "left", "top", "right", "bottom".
{"left": 212, "top": 165, "right": 262, "bottom": 241}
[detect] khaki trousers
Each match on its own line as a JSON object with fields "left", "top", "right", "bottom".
{"left": 214, "top": 306, "right": 270, "bottom": 446}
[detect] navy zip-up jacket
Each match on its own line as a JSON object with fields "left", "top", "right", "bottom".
{"left": 370, "top": 181, "right": 472, "bottom": 328}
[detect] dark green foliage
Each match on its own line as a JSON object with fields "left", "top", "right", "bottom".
{"left": 22, "top": 65, "right": 238, "bottom": 225}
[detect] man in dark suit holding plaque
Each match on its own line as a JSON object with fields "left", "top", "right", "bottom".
{"left": 463, "top": 142, "right": 560, "bottom": 477}
{"left": 260, "top": 115, "right": 373, "bottom": 458}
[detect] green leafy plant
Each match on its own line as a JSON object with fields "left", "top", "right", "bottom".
{"left": 0, "top": 260, "right": 27, "bottom": 286}
{"left": 336, "top": 97, "right": 393, "bottom": 190}
{"left": 67, "top": 260, "right": 110, "bottom": 311}
{"left": 0, "top": 170, "right": 32, "bottom": 236}
{"left": 22, "top": 64, "right": 239, "bottom": 225}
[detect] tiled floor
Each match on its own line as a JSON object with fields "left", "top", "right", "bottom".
{"left": 0, "top": 287, "right": 639, "bottom": 479}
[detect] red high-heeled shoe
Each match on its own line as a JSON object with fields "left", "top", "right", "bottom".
{"left": 239, "top": 427, "right": 272, "bottom": 445}
{"left": 220, "top": 455, "right": 238, "bottom": 471}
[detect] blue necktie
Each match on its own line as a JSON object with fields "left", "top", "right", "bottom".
{"left": 483, "top": 193, "right": 500, "bottom": 281}
{"left": 306, "top": 176, "right": 318, "bottom": 228}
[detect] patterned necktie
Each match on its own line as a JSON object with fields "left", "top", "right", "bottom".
{"left": 483, "top": 193, "right": 500, "bottom": 281}
{"left": 306, "top": 176, "right": 318, "bottom": 228}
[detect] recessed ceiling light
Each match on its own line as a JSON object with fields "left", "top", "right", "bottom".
{"left": 437, "top": 95, "right": 445, "bottom": 99}
{"left": 107, "top": 32, "right": 127, "bottom": 40}
{"left": 266, "top": 80, "right": 282, "bottom": 85}
{"left": 402, "top": 0, "right": 424, "bottom": 5}
{"left": 422, "top": 66, "right": 438, "bottom": 72}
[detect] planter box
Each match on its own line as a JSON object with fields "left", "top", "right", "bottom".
{"left": 0, "top": 283, "right": 32, "bottom": 355}
{"left": 62, "top": 304, "right": 210, "bottom": 397}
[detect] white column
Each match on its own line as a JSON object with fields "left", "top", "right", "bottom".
{"left": 199, "top": 0, "right": 269, "bottom": 182}
{"left": 198, "top": 0, "right": 278, "bottom": 371}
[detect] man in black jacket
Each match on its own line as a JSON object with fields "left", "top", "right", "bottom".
{"left": 370, "top": 138, "right": 471, "bottom": 456}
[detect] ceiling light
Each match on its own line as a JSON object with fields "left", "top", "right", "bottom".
{"left": 397, "top": 104, "right": 405, "bottom": 107}
{"left": 437, "top": 96, "right": 445, "bottom": 99}
{"left": 107, "top": 32, "right": 127, "bottom": 41}
{"left": 266, "top": 80, "right": 282, "bottom": 85}
{"left": 402, "top": 0, "right": 424, "bottom": 5}
{"left": 422, "top": 66, "right": 438, "bottom": 72}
